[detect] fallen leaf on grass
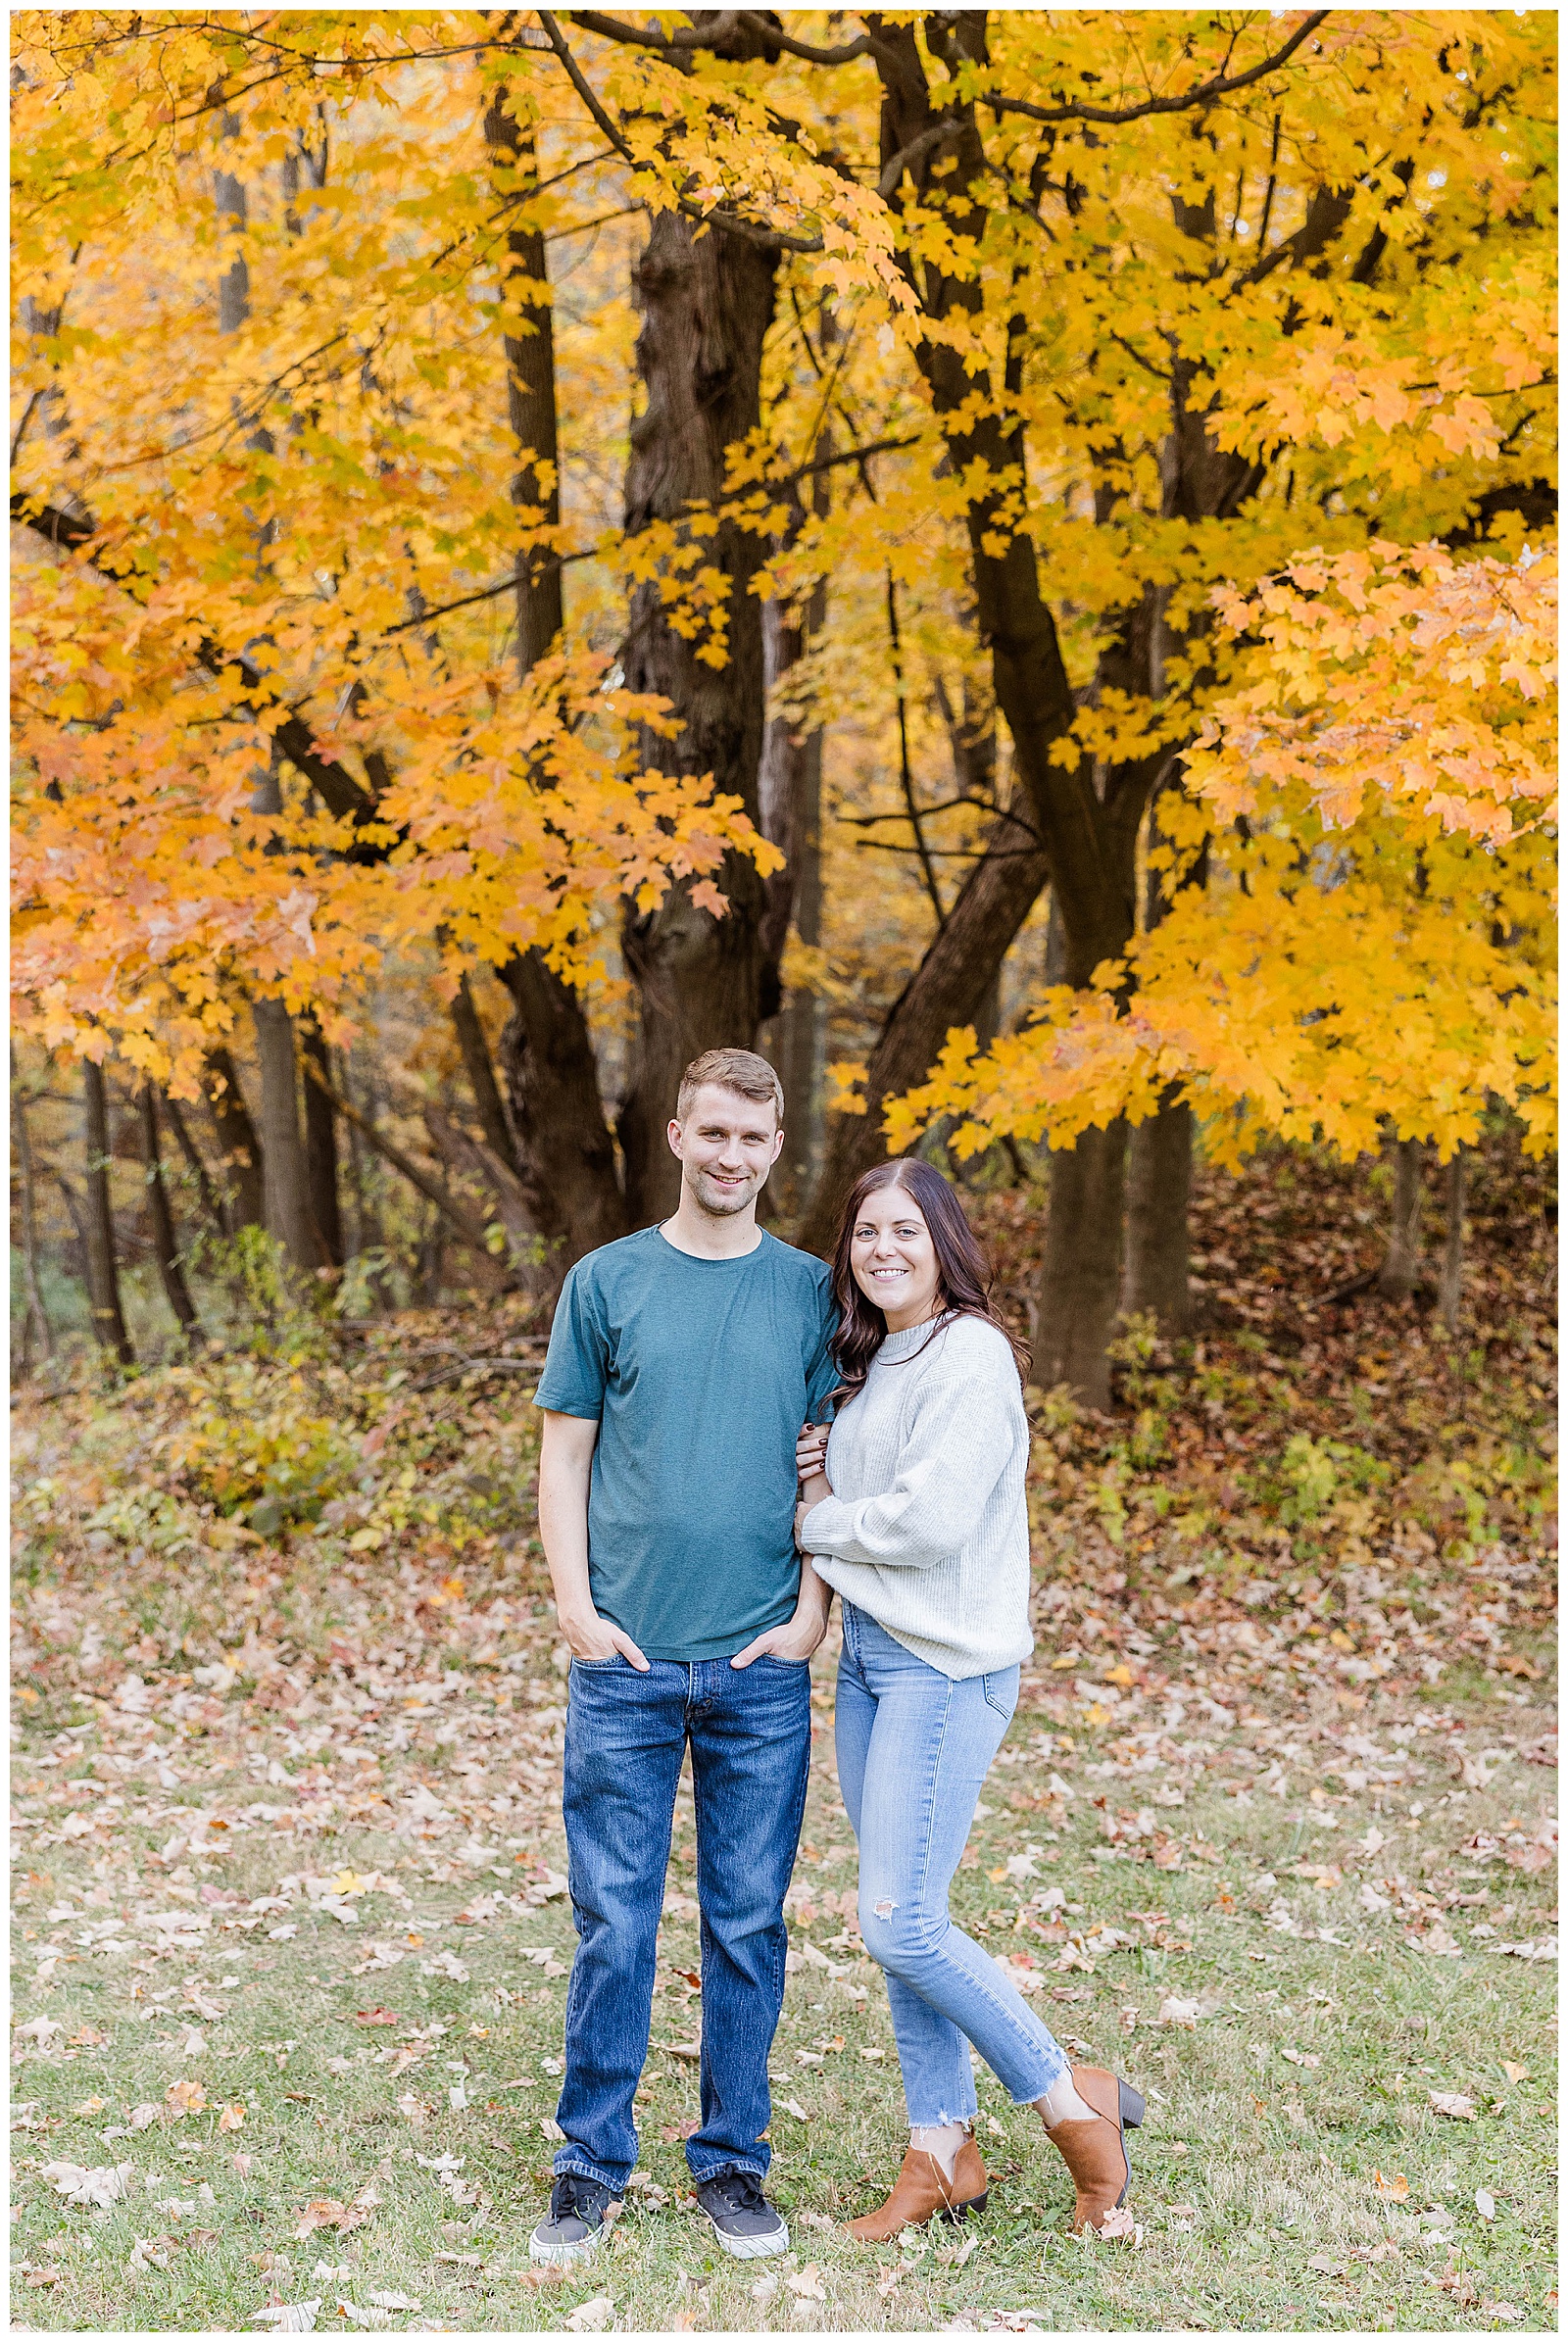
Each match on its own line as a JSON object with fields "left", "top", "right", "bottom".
{"left": 42, "top": 2160, "right": 132, "bottom": 2209}
{"left": 1308, "top": 2254, "right": 1344, "bottom": 2275}
{"left": 1481, "top": 2305, "right": 1524, "bottom": 2324}
{"left": 1091, "top": 2206, "right": 1143, "bottom": 2245}
{"left": 418, "top": 1949, "right": 469, "bottom": 1983}
{"left": 128, "top": 2103, "right": 161, "bottom": 2130}
{"left": 564, "top": 2295, "right": 614, "bottom": 2332}
{"left": 293, "top": 2190, "right": 375, "bottom": 2241}
{"left": 1280, "top": 2047, "right": 1321, "bottom": 2069}
{"left": 335, "top": 2307, "right": 390, "bottom": 2330}
{"left": 1159, "top": 1995, "right": 1202, "bottom": 2027}
{"left": 787, "top": 2264, "right": 827, "bottom": 2301}
{"left": 1476, "top": 2189, "right": 1496, "bottom": 2220}
{"left": 1502, "top": 2062, "right": 1531, "bottom": 2084}
{"left": 220, "top": 2102, "right": 247, "bottom": 2132}
{"left": 1373, "top": 2171, "right": 1410, "bottom": 2201}
{"left": 1429, "top": 2091, "right": 1476, "bottom": 2120}
{"left": 71, "top": 2095, "right": 108, "bottom": 2118}
{"left": 752, "top": 2273, "right": 780, "bottom": 2304}
{"left": 166, "top": 2079, "right": 208, "bottom": 2116}
{"left": 783, "top": 2098, "right": 810, "bottom": 2121}
{"left": 353, "top": 2009, "right": 402, "bottom": 2027}
{"left": 252, "top": 2305, "right": 320, "bottom": 2333}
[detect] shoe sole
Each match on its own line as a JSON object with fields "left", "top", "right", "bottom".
{"left": 529, "top": 2229, "right": 603, "bottom": 2266}
{"left": 848, "top": 2192, "right": 989, "bottom": 2242}
{"left": 702, "top": 2213, "right": 791, "bottom": 2261}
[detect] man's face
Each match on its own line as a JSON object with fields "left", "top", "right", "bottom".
{"left": 667, "top": 1082, "right": 784, "bottom": 1217}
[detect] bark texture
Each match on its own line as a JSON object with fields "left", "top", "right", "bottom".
{"left": 251, "top": 997, "right": 315, "bottom": 1273}
{"left": 82, "top": 1059, "right": 133, "bottom": 1364}
{"left": 617, "top": 210, "right": 779, "bottom": 1223}
{"left": 13, "top": 1055, "right": 54, "bottom": 1366}
{"left": 1438, "top": 1147, "right": 1467, "bottom": 1333}
{"left": 298, "top": 1014, "right": 344, "bottom": 1270}
{"left": 497, "top": 952, "right": 628, "bottom": 1270}
{"left": 139, "top": 1087, "right": 205, "bottom": 1344}
{"left": 1377, "top": 1136, "right": 1425, "bottom": 1299}
{"left": 1122, "top": 786, "right": 1206, "bottom": 1337}
{"left": 799, "top": 802, "right": 1051, "bottom": 1254}
{"left": 759, "top": 559, "right": 829, "bottom": 1213}
{"left": 1123, "top": 1100, "right": 1194, "bottom": 1339}
{"left": 1036, "top": 1120, "right": 1127, "bottom": 1409}
{"left": 450, "top": 973, "right": 523, "bottom": 1183}
{"left": 483, "top": 95, "right": 564, "bottom": 670}
{"left": 203, "top": 1048, "right": 265, "bottom": 1231}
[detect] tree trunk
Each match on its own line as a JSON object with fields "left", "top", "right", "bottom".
{"left": 617, "top": 210, "right": 779, "bottom": 1223}
{"left": 1377, "top": 1136, "right": 1424, "bottom": 1299}
{"left": 297, "top": 1013, "right": 344, "bottom": 1270}
{"left": 12, "top": 1051, "right": 54, "bottom": 1365}
{"left": 203, "top": 1047, "right": 265, "bottom": 1231}
{"left": 1122, "top": 779, "right": 1203, "bottom": 1338}
{"left": 484, "top": 96, "right": 564, "bottom": 670}
{"left": 450, "top": 973, "right": 522, "bottom": 1181}
{"left": 1123, "top": 1098, "right": 1193, "bottom": 1339}
{"left": 1036, "top": 1120, "right": 1127, "bottom": 1408}
{"left": 138, "top": 1087, "right": 204, "bottom": 1344}
{"left": 251, "top": 997, "right": 315, "bottom": 1275}
{"left": 799, "top": 805, "right": 1052, "bottom": 1253}
{"left": 759, "top": 566, "right": 828, "bottom": 1215}
{"left": 162, "top": 1090, "right": 230, "bottom": 1240}
{"left": 82, "top": 1058, "right": 133, "bottom": 1364}
{"left": 481, "top": 80, "right": 624, "bottom": 1271}
{"left": 497, "top": 952, "right": 627, "bottom": 1270}
{"left": 1438, "top": 1147, "right": 1467, "bottom": 1333}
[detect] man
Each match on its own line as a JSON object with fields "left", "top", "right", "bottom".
{"left": 529, "top": 1048, "right": 837, "bottom": 2266}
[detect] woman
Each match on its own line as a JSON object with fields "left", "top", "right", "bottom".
{"left": 795, "top": 1159, "right": 1143, "bottom": 2240}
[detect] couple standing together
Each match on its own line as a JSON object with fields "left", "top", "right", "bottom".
{"left": 530, "top": 1049, "right": 1142, "bottom": 2266}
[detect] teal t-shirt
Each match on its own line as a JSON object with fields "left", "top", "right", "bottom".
{"left": 534, "top": 1226, "right": 839, "bottom": 1661}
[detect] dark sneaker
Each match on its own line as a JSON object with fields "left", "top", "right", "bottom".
{"left": 694, "top": 2169, "right": 789, "bottom": 2260}
{"left": 529, "top": 2172, "right": 621, "bottom": 2265}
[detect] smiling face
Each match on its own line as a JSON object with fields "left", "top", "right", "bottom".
{"left": 667, "top": 1082, "right": 784, "bottom": 1219}
{"left": 849, "top": 1181, "right": 943, "bottom": 1331}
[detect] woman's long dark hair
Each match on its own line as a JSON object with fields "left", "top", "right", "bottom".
{"left": 828, "top": 1158, "right": 1027, "bottom": 1405}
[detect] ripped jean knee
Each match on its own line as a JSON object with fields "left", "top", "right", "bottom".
{"left": 859, "top": 1891, "right": 948, "bottom": 1979}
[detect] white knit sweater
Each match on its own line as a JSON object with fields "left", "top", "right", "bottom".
{"left": 801, "top": 1313, "right": 1033, "bottom": 1681}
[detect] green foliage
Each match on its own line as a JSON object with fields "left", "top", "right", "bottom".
{"left": 157, "top": 1363, "right": 357, "bottom": 1537}
{"left": 1266, "top": 1434, "right": 1396, "bottom": 1530}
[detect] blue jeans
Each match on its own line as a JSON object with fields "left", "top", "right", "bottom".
{"left": 836, "top": 1602, "right": 1069, "bottom": 2125}
{"left": 554, "top": 1652, "right": 811, "bottom": 2195}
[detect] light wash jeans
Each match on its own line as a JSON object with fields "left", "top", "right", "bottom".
{"left": 835, "top": 1601, "right": 1069, "bottom": 2126}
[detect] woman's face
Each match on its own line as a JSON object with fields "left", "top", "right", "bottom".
{"left": 850, "top": 1185, "right": 942, "bottom": 1331}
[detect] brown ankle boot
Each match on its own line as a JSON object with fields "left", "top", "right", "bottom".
{"left": 846, "top": 2138, "right": 990, "bottom": 2242}
{"left": 1042, "top": 2065, "right": 1145, "bottom": 2234}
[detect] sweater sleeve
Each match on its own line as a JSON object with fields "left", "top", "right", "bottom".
{"left": 801, "top": 1349, "right": 1020, "bottom": 1573}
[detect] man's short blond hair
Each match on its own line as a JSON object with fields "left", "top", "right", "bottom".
{"left": 676, "top": 1048, "right": 784, "bottom": 1126}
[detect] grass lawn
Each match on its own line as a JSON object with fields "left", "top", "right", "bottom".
{"left": 10, "top": 1147, "right": 1558, "bottom": 2332}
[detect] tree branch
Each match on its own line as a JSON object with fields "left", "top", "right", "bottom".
{"left": 12, "top": 489, "right": 381, "bottom": 829}
{"left": 302, "top": 1059, "right": 493, "bottom": 1252}
{"left": 991, "top": 12, "right": 1330, "bottom": 128}
{"left": 537, "top": 10, "right": 825, "bottom": 254}
{"left": 567, "top": 9, "right": 875, "bottom": 67}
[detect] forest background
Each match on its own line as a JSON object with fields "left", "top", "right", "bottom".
{"left": 8, "top": 10, "right": 1559, "bottom": 2336}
